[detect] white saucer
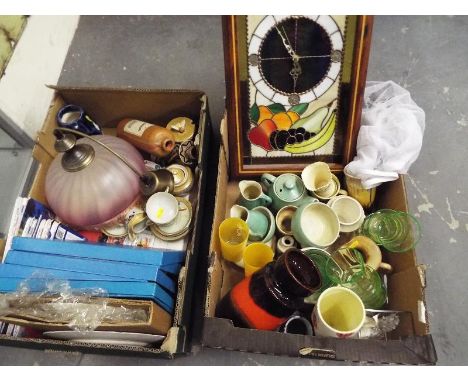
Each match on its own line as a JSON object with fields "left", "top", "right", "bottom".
{"left": 43, "top": 331, "right": 165, "bottom": 347}
{"left": 339, "top": 213, "right": 365, "bottom": 233}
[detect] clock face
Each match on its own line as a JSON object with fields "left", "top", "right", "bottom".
{"left": 248, "top": 15, "right": 343, "bottom": 106}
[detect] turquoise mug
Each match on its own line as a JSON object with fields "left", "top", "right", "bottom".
{"left": 238, "top": 180, "right": 272, "bottom": 209}
{"left": 230, "top": 204, "right": 269, "bottom": 242}
{"left": 261, "top": 173, "right": 312, "bottom": 212}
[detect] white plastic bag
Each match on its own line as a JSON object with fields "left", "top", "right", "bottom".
{"left": 345, "top": 81, "right": 425, "bottom": 189}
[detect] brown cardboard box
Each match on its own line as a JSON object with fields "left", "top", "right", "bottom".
{"left": 0, "top": 298, "right": 171, "bottom": 335}
{"left": 201, "top": 118, "right": 437, "bottom": 365}
{"left": 0, "top": 86, "right": 211, "bottom": 358}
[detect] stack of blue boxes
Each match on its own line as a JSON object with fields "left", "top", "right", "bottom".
{"left": 0, "top": 237, "right": 186, "bottom": 314}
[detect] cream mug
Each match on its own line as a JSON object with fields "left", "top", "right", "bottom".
{"left": 301, "top": 162, "right": 332, "bottom": 193}
{"left": 327, "top": 195, "right": 365, "bottom": 233}
{"left": 312, "top": 174, "right": 347, "bottom": 201}
{"left": 312, "top": 286, "right": 366, "bottom": 338}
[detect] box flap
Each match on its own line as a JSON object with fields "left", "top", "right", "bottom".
{"left": 202, "top": 317, "right": 437, "bottom": 364}
{"left": 47, "top": 86, "right": 205, "bottom": 129}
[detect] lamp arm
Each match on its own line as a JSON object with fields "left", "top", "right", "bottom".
{"left": 54, "top": 127, "right": 147, "bottom": 180}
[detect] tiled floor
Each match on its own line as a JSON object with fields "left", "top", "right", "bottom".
{"left": 0, "top": 15, "right": 467, "bottom": 365}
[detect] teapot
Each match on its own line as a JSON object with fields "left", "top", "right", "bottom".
{"left": 261, "top": 173, "right": 315, "bottom": 212}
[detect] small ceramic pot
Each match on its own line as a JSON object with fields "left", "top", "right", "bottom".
{"left": 167, "top": 164, "right": 194, "bottom": 196}
{"left": 166, "top": 117, "right": 196, "bottom": 142}
{"left": 276, "top": 235, "right": 297, "bottom": 257}
{"left": 276, "top": 205, "right": 297, "bottom": 236}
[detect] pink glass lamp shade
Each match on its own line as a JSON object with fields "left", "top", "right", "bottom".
{"left": 45, "top": 132, "right": 146, "bottom": 230}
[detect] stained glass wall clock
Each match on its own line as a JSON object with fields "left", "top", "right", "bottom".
{"left": 223, "top": 15, "right": 373, "bottom": 178}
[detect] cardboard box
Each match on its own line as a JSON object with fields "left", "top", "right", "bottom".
{"left": 0, "top": 298, "right": 172, "bottom": 335}
{"left": 0, "top": 86, "right": 211, "bottom": 358}
{"left": 202, "top": 119, "right": 437, "bottom": 365}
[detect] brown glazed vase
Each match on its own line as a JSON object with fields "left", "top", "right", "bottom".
{"left": 216, "top": 248, "right": 322, "bottom": 331}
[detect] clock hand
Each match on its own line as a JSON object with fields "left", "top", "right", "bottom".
{"left": 274, "top": 24, "right": 298, "bottom": 59}
{"left": 290, "top": 57, "right": 302, "bottom": 92}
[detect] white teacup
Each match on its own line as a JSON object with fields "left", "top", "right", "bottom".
{"left": 301, "top": 162, "right": 332, "bottom": 192}
{"left": 327, "top": 195, "right": 365, "bottom": 232}
{"left": 145, "top": 192, "right": 179, "bottom": 226}
{"left": 312, "top": 174, "right": 347, "bottom": 201}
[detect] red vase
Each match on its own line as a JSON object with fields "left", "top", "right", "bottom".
{"left": 216, "top": 248, "right": 322, "bottom": 330}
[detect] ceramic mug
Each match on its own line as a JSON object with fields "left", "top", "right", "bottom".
{"left": 340, "top": 235, "right": 393, "bottom": 273}
{"left": 261, "top": 173, "right": 312, "bottom": 212}
{"left": 230, "top": 204, "right": 269, "bottom": 242}
{"left": 275, "top": 205, "right": 297, "bottom": 236}
{"left": 312, "top": 174, "right": 347, "bottom": 201}
{"left": 301, "top": 162, "right": 332, "bottom": 193}
{"left": 327, "top": 195, "right": 365, "bottom": 233}
{"left": 312, "top": 286, "right": 366, "bottom": 338}
{"left": 291, "top": 202, "right": 340, "bottom": 248}
{"left": 238, "top": 180, "right": 272, "bottom": 209}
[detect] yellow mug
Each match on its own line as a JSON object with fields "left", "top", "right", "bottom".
{"left": 218, "top": 217, "right": 249, "bottom": 262}
{"left": 243, "top": 242, "right": 274, "bottom": 277}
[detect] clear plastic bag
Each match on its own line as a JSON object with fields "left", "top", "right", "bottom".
{"left": 345, "top": 81, "right": 425, "bottom": 189}
{"left": 0, "top": 272, "right": 148, "bottom": 332}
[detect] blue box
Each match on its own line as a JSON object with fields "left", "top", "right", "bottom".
{"left": 4, "top": 250, "right": 176, "bottom": 293}
{"left": 11, "top": 237, "right": 185, "bottom": 266}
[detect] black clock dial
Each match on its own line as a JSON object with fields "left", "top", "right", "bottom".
{"left": 258, "top": 17, "right": 332, "bottom": 95}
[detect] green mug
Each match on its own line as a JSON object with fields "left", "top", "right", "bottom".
{"left": 261, "top": 173, "right": 311, "bottom": 212}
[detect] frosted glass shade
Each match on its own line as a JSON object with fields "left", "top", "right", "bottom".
{"left": 45, "top": 135, "right": 146, "bottom": 230}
